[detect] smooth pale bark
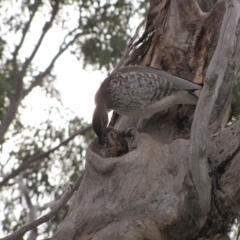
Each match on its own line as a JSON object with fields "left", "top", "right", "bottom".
{"left": 53, "top": 0, "right": 240, "bottom": 239}
{"left": 190, "top": 0, "right": 240, "bottom": 225}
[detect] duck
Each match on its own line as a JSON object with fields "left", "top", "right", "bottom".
{"left": 92, "top": 65, "right": 201, "bottom": 145}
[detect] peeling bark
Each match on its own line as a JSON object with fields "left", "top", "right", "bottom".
{"left": 53, "top": 0, "right": 240, "bottom": 239}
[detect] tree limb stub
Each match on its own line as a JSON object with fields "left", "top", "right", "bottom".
{"left": 53, "top": 114, "right": 240, "bottom": 239}
{"left": 53, "top": 135, "right": 199, "bottom": 240}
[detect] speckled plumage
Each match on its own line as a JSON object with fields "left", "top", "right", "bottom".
{"left": 93, "top": 65, "right": 201, "bottom": 144}
{"left": 97, "top": 71, "right": 173, "bottom": 112}
{"left": 95, "top": 66, "right": 200, "bottom": 118}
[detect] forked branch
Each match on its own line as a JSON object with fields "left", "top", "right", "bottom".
{"left": 190, "top": 0, "right": 240, "bottom": 221}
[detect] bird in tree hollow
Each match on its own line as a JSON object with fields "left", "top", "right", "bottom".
{"left": 92, "top": 65, "right": 201, "bottom": 145}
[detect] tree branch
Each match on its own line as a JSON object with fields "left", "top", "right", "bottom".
{"left": 190, "top": 0, "right": 240, "bottom": 223}
{"left": 0, "top": 0, "right": 59, "bottom": 143}
{"left": 12, "top": 0, "right": 41, "bottom": 70}
{"left": 0, "top": 171, "right": 85, "bottom": 240}
{"left": 18, "top": 174, "right": 33, "bottom": 208}
{"left": 0, "top": 125, "right": 92, "bottom": 188}
{"left": 21, "top": 1, "right": 60, "bottom": 75}
{"left": 18, "top": 175, "right": 38, "bottom": 240}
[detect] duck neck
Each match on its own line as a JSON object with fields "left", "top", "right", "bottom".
{"left": 92, "top": 103, "right": 109, "bottom": 145}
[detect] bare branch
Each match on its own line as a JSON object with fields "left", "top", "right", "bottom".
{"left": 0, "top": 172, "right": 85, "bottom": 240}
{"left": 18, "top": 174, "right": 33, "bottom": 208}
{"left": 21, "top": 1, "right": 60, "bottom": 75}
{"left": 23, "top": 30, "right": 83, "bottom": 98}
{"left": 0, "top": 125, "right": 92, "bottom": 188}
{"left": 111, "top": 18, "right": 146, "bottom": 74}
{"left": 12, "top": 0, "right": 41, "bottom": 70}
{"left": 18, "top": 175, "right": 38, "bottom": 240}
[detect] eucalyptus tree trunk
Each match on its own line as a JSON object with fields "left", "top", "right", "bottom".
{"left": 53, "top": 0, "right": 240, "bottom": 239}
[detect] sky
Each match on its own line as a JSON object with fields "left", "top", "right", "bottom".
{"left": 19, "top": 51, "right": 105, "bottom": 128}
{"left": 30, "top": 19, "right": 107, "bottom": 124}
{"left": 55, "top": 52, "right": 105, "bottom": 123}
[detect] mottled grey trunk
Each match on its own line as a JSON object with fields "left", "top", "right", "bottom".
{"left": 53, "top": 0, "right": 240, "bottom": 239}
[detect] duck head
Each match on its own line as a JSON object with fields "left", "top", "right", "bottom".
{"left": 92, "top": 103, "right": 109, "bottom": 145}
